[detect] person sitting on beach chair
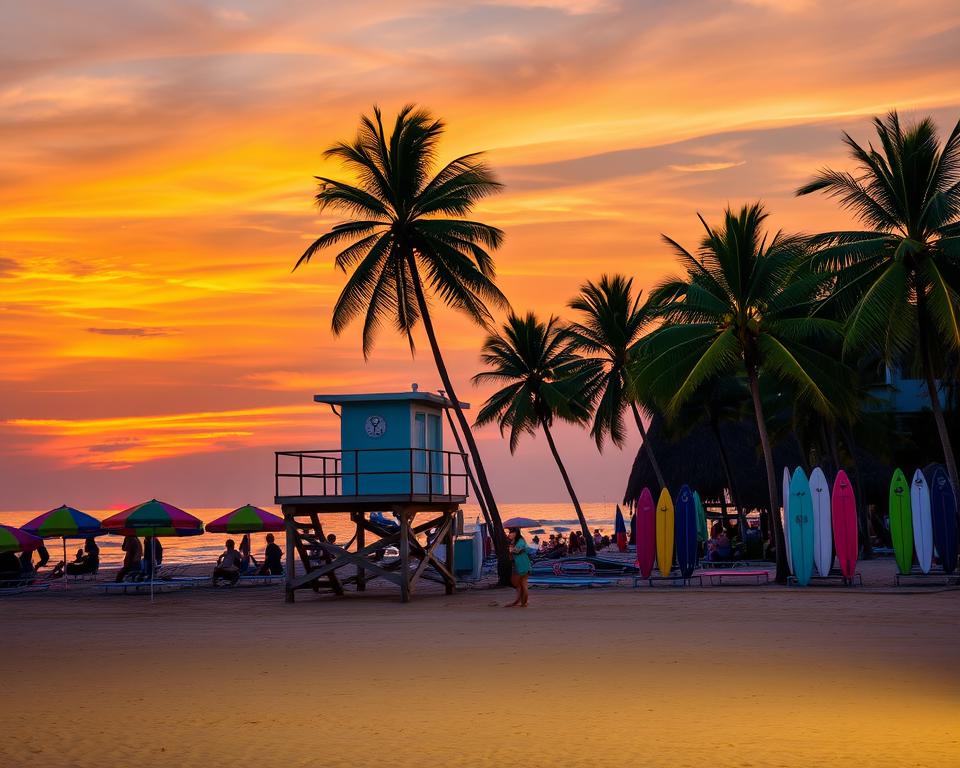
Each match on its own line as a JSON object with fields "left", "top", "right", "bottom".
{"left": 140, "top": 536, "right": 163, "bottom": 580}
{"left": 258, "top": 533, "right": 284, "bottom": 576}
{"left": 213, "top": 539, "right": 243, "bottom": 585}
{"left": 0, "top": 551, "right": 25, "bottom": 585}
{"left": 52, "top": 537, "right": 100, "bottom": 579}
{"left": 116, "top": 536, "right": 142, "bottom": 582}
{"left": 706, "top": 524, "right": 733, "bottom": 561}
{"left": 20, "top": 544, "right": 50, "bottom": 577}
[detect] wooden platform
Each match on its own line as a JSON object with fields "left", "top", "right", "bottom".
{"left": 281, "top": 500, "right": 460, "bottom": 603}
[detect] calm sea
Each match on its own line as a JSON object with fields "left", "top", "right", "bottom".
{"left": 0, "top": 502, "right": 623, "bottom": 568}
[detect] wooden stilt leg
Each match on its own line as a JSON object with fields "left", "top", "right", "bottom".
{"left": 399, "top": 510, "right": 411, "bottom": 603}
{"left": 284, "top": 507, "right": 296, "bottom": 603}
{"left": 356, "top": 513, "right": 366, "bottom": 592}
{"left": 444, "top": 510, "right": 456, "bottom": 595}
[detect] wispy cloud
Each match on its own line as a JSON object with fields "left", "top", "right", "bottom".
{"left": 86, "top": 327, "right": 177, "bottom": 338}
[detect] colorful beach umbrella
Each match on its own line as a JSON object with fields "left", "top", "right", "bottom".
{"left": 0, "top": 524, "right": 42, "bottom": 554}
{"left": 614, "top": 505, "right": 627, "bottom": 552}
{"left": 102, "top": 500, "right": 203, "bottom": 601}
{"left": 22, "top": 505, "right": 104, "bottom": 590}
{"left": 102, "top": 499, "right": 204, "bottom": 537}
{"left": 22, "top": 505, "right": 104, "bottom": 539}
{"left": 205, "top": 505, "right": 284, "bottom": 534}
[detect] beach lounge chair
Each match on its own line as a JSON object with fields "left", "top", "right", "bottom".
{"left": 701, "top": 569, "right": 770, "bottom": 586}
{"left": 0, "top": 577, "right": 51, "bottom": 596}
{"left": 528, "top": 575, "right": 621, "bottom": 588}
{"left": 237, "top": 572, "right": 285, "bottom": 586}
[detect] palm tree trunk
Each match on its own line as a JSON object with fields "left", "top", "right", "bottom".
{"left": 747, "top": 367, "right": 789, "bottom": 583}
{"left": 710, "top": 414, "right": 748, "bottom": 536}
{"left": 539, "top": 416, "right": 596, "bottom": 557}
{"left": 630, "top": 402, "right": 665, "bottom": 490}
{"left": 405, "top": 253, "right": 512, "bottom": 585}
{"left": 918, "top": 299, "right": 960, "bottom": 512}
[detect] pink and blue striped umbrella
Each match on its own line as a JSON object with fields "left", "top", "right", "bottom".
{"left": 205, "top": 505, "right": 284, "bottom": 534}
{"left": 0, "top": 524, "right": 43, "bottom": 554}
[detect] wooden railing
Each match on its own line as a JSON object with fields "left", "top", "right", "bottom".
{"left": 275, "top": 448, "right": 470, "bottom": 501}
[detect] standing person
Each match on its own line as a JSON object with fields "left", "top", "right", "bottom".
{"left": 116, "top": 535, "right": 142, "bottom": 582}
{"left": 505, "top": 527, "right": 531, "bottom": 608}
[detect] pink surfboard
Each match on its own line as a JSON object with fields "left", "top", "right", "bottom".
{"left": 831, "top": 470, "right": 858, "bottom": 579}
{"left": 635, "top": 487, "right": 656, "bottom": 579}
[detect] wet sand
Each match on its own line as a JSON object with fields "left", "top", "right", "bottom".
{"left": 2, "top": 563, "right": 959, "bottom": 768}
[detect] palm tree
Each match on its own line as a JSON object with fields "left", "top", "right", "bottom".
{"left": 632, "top": 203, "right": 845, "bottom": 582}
{"left": 473, "top": 312, "right": 597, "bottom": 556}
{"left": 294, "top": 104, "right": 514, "bottom": 582}
{"left": 567, "top": 274, "right": 666, "bottom": 489}
{"left": 797, "top": 110, "right": 960, "bottom": 497}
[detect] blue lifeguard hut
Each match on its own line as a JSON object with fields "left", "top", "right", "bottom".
{"left": 315, "top": 387, "right": 461, "bottom": 497}
{"left": 274, "top": 386, "right": 471, "bottom": 603}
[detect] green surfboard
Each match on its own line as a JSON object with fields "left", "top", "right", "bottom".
{"left": 693, "top": 490, "right": 707, "bottom": 543}
{"left": 889, "top": 468, "right": 913, "bottom": 575}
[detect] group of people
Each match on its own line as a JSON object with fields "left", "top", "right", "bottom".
{"left": 212, "top": 534, "right": 283, "bottom": 585}
{"left": 115, "top": 535, "right": 164, "bottom": 582}
{"left": 0, "top": 538, "right": 101, "bottom": 584}
{"left": 532, "top": 529, "right": 611, "bottom": 558}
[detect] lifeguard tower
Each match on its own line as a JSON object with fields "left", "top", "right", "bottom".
{"left": 274, "top": 387, "right": 470, "bottom": 602}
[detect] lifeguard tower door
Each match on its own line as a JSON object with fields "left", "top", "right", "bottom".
{"left": 413, "top": 411, "right": 444, "bottom": 494}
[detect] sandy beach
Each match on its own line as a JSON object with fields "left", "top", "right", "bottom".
{"left": 2, "top": 560, "right": 958, "bottom": 768}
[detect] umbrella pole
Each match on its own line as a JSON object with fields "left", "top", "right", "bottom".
{"left": 62, "top": 537, "right": 67, "bottom": 591}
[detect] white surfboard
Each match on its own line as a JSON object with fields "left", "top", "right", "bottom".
{"left": 911, "top": 468, "right": 933, "bottom": 573}
{"left": 810, "top": 467, "right": 833, "bottom": 577}
{"left": 782, "top": 467, "right": 794, "bottom": 575}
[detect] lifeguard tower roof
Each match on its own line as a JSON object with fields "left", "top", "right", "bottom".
{"left": 313, "top": 392, "right": 469, "bottom": 409}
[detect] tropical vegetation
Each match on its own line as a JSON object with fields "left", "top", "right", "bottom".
{"left": 304, "top": 105, "right": 960, "bottom": 581}
{"left": 473, "top": 313, "right": 596, "bottom": 555}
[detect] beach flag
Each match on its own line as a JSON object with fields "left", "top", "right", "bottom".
{"left": 614, "top": 505, "right": 627, "bottom": 552}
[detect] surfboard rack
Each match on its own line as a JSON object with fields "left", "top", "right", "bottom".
{"left": 633, "top": 574, "right": 703, "bottom": 587}
{"left": 701, "top": 569, "right": 770, "bottom": 586}
{"left": 787, "top": 573, "right": 863, "bottom": 587}
{"left": 894, "top": 570, "right": 960, "bottom": 587}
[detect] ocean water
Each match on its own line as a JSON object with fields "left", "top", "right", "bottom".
{"left": 0, "top": 502, "right": 623, "bottom": 568}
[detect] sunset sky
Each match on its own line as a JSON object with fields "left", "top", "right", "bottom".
{"left": 2, "top": 0, "right": 960, "bottom": 511}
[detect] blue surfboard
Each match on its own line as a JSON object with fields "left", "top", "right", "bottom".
{"left": 674, "top": 485, "right": 698, "bottom": 579}
{"left": 928, "top": 466, "right": 958, "bottom": 575}
{"left": 788, "top": 468, "right": 815, "bottom": 586}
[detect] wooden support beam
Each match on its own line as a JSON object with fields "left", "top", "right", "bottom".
{"left": 283, "top": 505, "right": 296, "bottom": 603}
{"left": 355, "top": 512, "right": 366, "bottom": 592}
{"left": 398, "top": 508, "right": 411, "bottom": 603}
{"left": 445, "top": 508, "right": 456, "bottom": 595}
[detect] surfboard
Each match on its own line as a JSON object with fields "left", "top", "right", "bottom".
{"left": 675, "top": 485, "right": 698, "bottom": 579}
{"left": 809, "top": 467, "right": 833, "bottom": 577}
{"left": 693, "top": 490, "right": 708, "bottom": 544}
{"left": 910, "top": 469, "right": 933, "bottom": 574}
{"left": 782, "top": 467, "right": 794, "bottom": 575}
{"left": 788, "top": 468, "right": 814, "bottom": 586}
{"left": 889, "top": 468, "right": 913, "bottom": 575}
{"left": 635, "top": 487, "right": 656, "bottom": 579}
{"left": 928, "top": 466, "right": 958, "bottom": 575}
{"left": 831, "top": 469, "right": 857, "bottom": 580}
{"left": 655, "top": 487, "right": 674, "bottom": 578}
